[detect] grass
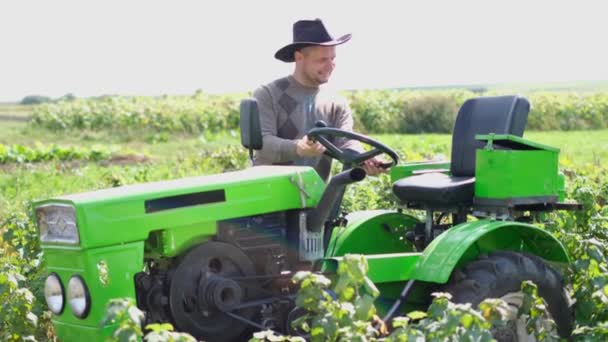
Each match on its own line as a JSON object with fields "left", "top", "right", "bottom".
{"left": 525, "top": 130, "right": 608, "bottom": 167}
{"left": 1, "top": 122, "right": 606, "bottom": 217}
{"left": 2, "top": 118, "right": 606, "bottom": 167}
{"left": 1, "top": 112, "right": 605, "bottom": 218}
{"left": 0, "top": 120, "right": 239, "bottom": 159}
{"left": 0, "top": 122, "right": 244, "bottom": 217}
{"left": 374, "top": 130, "right": 608, "bottom": 167}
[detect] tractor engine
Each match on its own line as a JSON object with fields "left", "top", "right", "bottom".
{"left": 133, "top": 168, "right": 365, "bottom": 341}
{"left": 134, "top": 211, "right": 305, "bottom": 341}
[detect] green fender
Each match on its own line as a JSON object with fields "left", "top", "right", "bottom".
{"left": 411, "top": 219, "right": 570, "bottom": 284}
{"left": 323, "top": 210, "right": 424, "bottom": 315}
{"left": 326, "top": 210, "right": 419, "bottom": 257}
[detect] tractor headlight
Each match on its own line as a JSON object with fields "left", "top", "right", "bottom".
{"left": 36, "top": 204, "right": 80, "bottom": 244}
{"left": 68, "top": 275, "right": 90, "bottom": 318}
{"left": 44, "top": 273, "right": 65, "bottom": 314}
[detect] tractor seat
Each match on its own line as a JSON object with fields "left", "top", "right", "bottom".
{"left": 392, "top": 95, "right": 530, "bottom": 209}
{"left": 393, "top": 173, "right": 475, "bottom": 207}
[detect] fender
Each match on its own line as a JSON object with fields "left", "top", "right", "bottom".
{"left": 411, "top": 219, "right": 570, "bottom": 284}
{"left": 326, "top": 210, "right": 420, "bottom": 257}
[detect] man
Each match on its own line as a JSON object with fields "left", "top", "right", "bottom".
{"left": 253, "top": 18, "right": 386, "bottom": 182}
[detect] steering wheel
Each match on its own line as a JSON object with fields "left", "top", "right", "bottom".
{"left": 307, "top": 124, "right": 399, "bottom": 168}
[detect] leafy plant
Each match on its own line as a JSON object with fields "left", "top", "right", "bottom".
{"left": 0, "top": 210, "right": 54, "bottom": 341}
{"left": 289, "top": 254, "right": 380, "bottom": 342}
{"left": 0, "top": 143, "right": 112, "bottom": 164}
{"left": 102, "top": 299, "right": 197, "bottom": 342}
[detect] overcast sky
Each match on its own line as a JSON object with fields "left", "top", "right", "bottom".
{"left": 1, "top": 0, "right": 607, "bottom": 101}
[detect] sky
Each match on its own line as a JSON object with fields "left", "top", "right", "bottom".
{"left": 1, "top": 0, "right": 607, "bottom": 102}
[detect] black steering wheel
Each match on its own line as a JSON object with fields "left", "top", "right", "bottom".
{"left": 307, "top": 124, "right": 399, "bottom": 168}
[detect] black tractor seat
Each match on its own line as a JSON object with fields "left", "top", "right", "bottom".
{"left": 393, "top": 95, "right": 530, "bottom": 209}
{"left": 393, "top": 173, "right": 475, "bottom": 207}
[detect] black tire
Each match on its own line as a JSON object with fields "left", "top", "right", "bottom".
{"left": 443, "top": 251, "right": 573, "bottom": 340}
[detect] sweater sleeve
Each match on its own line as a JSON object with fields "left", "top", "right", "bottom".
{"left": 253, "top": 86, "right": 299, "bottom": 163}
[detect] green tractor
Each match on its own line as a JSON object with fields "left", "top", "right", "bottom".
{"left": 35, "top": 95, "right": 578, "bottom": 341}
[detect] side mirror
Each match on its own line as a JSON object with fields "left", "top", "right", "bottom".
{"left": 240, "top": 98, "right": 263, "bottom": 151}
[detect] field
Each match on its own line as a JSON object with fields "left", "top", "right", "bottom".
{"left": 0, "top": 103, "right": 35, "bottom": 121}
{"left": 1, "top": 93, "right": 607, "bottom": 340}
{"left": 2, "top": 114, "right": 606, "bottom": 217}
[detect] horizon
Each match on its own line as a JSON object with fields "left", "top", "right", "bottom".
{"left": 2, "top": 0, "right": 607, "bottom": 102}
{"left": 5, "top": 79, "right": 608, "bottom": 104}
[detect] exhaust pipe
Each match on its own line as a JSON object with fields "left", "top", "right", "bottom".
{"left": 307, "top": 167, "right": 366, "bottom": 233}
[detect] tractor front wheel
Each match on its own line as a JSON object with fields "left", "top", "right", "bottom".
{"left": 443, "top": 251, "right": 573, "bottom": 341}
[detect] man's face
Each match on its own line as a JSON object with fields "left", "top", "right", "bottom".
{"left": 296, "top": 45, "right": 336, "bottom": 86}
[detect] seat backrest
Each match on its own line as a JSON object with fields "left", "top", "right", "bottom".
{"left": 240, "top": 98, "right": 263, "bottom": 150}
{"left": 450, "top": 95, "right": 530, "bottom": 177}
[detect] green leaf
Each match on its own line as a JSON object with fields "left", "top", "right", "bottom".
{"left": 310, "top": 326, "right": 324, "bottom": 339}
{"left": 145, "top": 323, "right": 174, "bottom": 333}
{"left": 26, "top": 312, "right": 38, "bottom": 327}
{"left": 116, "top": 328, "right": 139, "bottom": 342}
{"left": 341, "top": 286, "right": 355, "bottom": 301}
{"left": 588, "top": 244, "right": 606, "bottom": 263}
{"left": 354, "top": 294, "right": 376, "bottom": 320}
{"left": 363, "top": 277, "right": 380, "bottom": 298}
{"left": 391, "top": 316, "right": 410, "bottom": 329}
{"left": 460, "top": 313, "right": 473, "bottom": 328}
{"left": 127, "top": 306, "right": 144, "bottom": 326}
{"left": 292, "top": 271, "right": 311, "bottom": 283}
{"left": 290, "top": 315, "right": 310, "bottom": 333}
{"left": 406, "top": 311, "right": 427, "bottom": 321}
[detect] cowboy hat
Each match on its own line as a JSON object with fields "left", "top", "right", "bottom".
{"left": 274, "top": 19, "right": 352, "bottom": 63}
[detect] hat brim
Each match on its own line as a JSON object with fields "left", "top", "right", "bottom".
{"left": 274, "top": 33, "right": 352, "bottom": 63}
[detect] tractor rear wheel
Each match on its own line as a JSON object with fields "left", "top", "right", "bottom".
{"left": 443, "top": 251, "right": 573, "bottom": 341}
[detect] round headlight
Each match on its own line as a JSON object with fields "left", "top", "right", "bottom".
{"left": 68, "top": 275, "right": 91, "bottom": 318}
{"left": 44, "top": 273, "right": 65, "bottom": 314}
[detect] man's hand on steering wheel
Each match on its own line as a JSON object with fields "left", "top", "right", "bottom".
{"left": 361, "top": 158, "right": 388, "bottom": 176}
{"left": 306, "top": 123, "right": 399, "bottom": 175}
{"left": 296, "top": 136, "right": 326, "bottom": 158}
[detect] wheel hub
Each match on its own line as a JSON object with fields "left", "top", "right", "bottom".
{"left": 168, "top": 242, "right": 256, "bottom": 342}
{"left": 198, "top": 272, "right": 243, "bottom": 312}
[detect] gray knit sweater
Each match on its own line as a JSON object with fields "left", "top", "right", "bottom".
{"left": 252, "top": 75, "right": 361, "bottom": 181}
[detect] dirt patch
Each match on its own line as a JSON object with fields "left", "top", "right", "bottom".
{"left": 100, "top": 154, "right": 150, "bottom": 166}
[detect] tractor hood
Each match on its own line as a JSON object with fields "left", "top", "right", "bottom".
{"left": 34, "top": 166, "right": 324, "bottom": 250}
{"left": 54, "top": 166, "right": 321, "bottom": 205}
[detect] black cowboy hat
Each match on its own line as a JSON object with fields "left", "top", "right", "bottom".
{"left": 274, "top": 19, "right": 352, "bottom": 63}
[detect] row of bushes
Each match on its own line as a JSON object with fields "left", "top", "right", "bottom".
{"left": 31, "top": 92, "right": 243, "bottom": 134}
{"left": 0, "top": 144, "right": 112, "bottom": 164}
{"left": 103, "top": 259, "right": 557, "bottom": 342}
{"left": 347, "top": 90, "right": 608, "bottom": 133}
{"left": 30, "top": 90, "right": 608, "bottom": 134}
